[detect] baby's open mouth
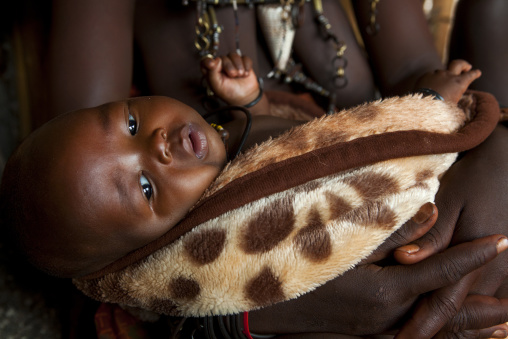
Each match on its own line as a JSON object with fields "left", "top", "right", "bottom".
{"left": 188, "top": 124, "right": 208, "bottom": 159}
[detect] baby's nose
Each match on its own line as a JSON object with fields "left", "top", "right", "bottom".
{"left": 152, "top": 128, "right": 172, "bottom": 164}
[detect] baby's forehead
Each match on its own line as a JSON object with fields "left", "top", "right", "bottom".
{"left": 25, "top": 112, "right": 113, "bottom": 198}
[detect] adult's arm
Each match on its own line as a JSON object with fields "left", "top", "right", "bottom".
{"left": 395, "top": 124, "right": 508, "bottom": 338}
{"left": 250, "top": 125, "right": 508, "bottom": 338}
{"left": 353, "top": 0, "right": 443, "bottom": 96}
{"left": 248, "top": 233, "right": 508, "bottom": 338}
{"left": 449, "top": 0, "right": 508, "bottom": 107}
{"left": 47, "top": 0, "right": 136, "bottom": 116}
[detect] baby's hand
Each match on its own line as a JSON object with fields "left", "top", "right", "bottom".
{"left": 201, "top": 52, "right": 260, "bottom": 106}
{"left": 415, "top": 59, "right": 481, "bottom": 104}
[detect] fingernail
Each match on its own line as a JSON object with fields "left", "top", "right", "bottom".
{"left": 491, "top": 329, "right": 507, "bottom": 338}
{"left": 412, "top": 202, "right": 435, "bottom": 224}
{"left": 396, "top": 244, "right": 420, "bottom": 254}
{"left": 496, "top": 237, "right": 508, "bottom": 254}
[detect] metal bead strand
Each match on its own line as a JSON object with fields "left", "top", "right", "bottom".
{"left": 366, "top": 0, "right": 380, "bottom": 35}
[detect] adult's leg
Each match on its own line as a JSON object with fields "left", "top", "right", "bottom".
{"left": 47, "top": 0, "right": 136, "bottom": 116}
{"left": 449, "top": 0, "right": 508, "bottom": 107}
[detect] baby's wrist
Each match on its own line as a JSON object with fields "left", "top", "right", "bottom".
{"left": 243, "top": 78, "right": 263, "bottom": 108}
{"left": 415, "top": 88, "right": 444, "bottom": 101}
{"left": 225, "top": 77, "right": 263, "bottom": 107}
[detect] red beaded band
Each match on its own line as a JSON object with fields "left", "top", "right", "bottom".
{"left": 243, "top": 312, "right": 254, "bottom": 339}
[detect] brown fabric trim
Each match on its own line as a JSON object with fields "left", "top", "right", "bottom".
{"left": 83, "top": 91, "right": 499, "bottom": 279}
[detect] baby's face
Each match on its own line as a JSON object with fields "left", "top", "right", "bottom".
{"left": 39, "top": 96, "right": 227, "bottom": 271}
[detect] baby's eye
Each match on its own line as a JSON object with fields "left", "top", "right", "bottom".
{"left": 128, "top": 113, "right": 137, "bottom": 135}
{"left": 140, "top": 174, "right": 153, "bottom": 201}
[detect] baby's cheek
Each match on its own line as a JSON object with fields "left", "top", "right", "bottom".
{"left": 129, "top": 218, "right": 176, "bottom": 248}
{"left": 189, "top": 166, "right": 220, "bottom": 198}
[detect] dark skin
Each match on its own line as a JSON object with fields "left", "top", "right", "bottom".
{"left": 254, "top": 235, "right": 508, "bottom": 339}
{"left": 45, "top": 0, "right": 508, "bottom": 337}
{"left": 394, "top": 124, "right": 508, "bottom": 338}
{"left": 249, "top": 123, "right": 508, "bottom": 339}
{"left": 203, "top": 53, "right": 482, "bottom": 111}
{"left": 47, "top": 0, "right": 136, "bottom": 114}
{"left": 351, "top": 0, "right": 442, "bottom": 97}
{"left": 212, "top": 54, "right": 508, "bottom": 338}
{"left": 253, "top": 124, "right": 508, "bottom": 338}
{"left": 449, "top": 0, "right": 508, "bottom": 107}
{"left": 17, "top": 97, "right": 228, "bottom": 277}
{"left": 48, "top": 0, "right": 442, "bottom": 115}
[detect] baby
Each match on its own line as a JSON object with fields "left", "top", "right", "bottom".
{"left": 0, "top": 53, "right": 480, "bottom": 279}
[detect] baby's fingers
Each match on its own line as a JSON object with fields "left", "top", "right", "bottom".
{"left": 448, "top": 59, "right": 473, "bottom": 74}
{"left": 221, "top": 52, "right": 248, "bottom": 77}
{"left": 461, "top": 68, "right": 482, "bottom": 84}
{"left": 242, "top": 54, "right": 253, "bottom": 73}
{"left": 200, "top": 55, "right": 220, "bottom": 75}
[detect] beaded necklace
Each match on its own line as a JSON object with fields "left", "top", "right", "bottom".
{"left": 189, "top": 0, "right": 381, "bottom": 114}
{"left": 205, "top": 105, "right": 252, "bottom": 161}
{"left": 366, "top": 0, "right": 380, "bottom": 35}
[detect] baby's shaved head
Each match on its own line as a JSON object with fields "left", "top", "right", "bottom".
{"left": 0, "top": 111, "right": 142, "bottom": 278}
{"left": 0, "top": 119, "right": 121, "bottom": 278}
{"left": 0, "top": 97, "right": 226, "bottom": 278}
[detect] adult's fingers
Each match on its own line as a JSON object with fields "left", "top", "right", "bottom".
{"left": 442, "top": 295, "right": 508, "bottom": 335}
{"left": 448, "top": 59, "right": 472, "bottom": 74}
{"left": 436, "top": 327, "right": 508, "bottom": 339}
{"left": 403, "top": 235, "right": 507, "bottom": 297}
{"left": 396, "top": 269, "right": 478, "bottom": 339}
{"left": 476, "top": 323, "right": 508, "bottom": 339}
{"left": 433, "top": 296, "right": 508, "bottom": 338}
{"left": 363, "top": 202, "right": 437, "bottom": 264}
{"left": 394, "top": 197, "right": 462, "bottom": 265}
{"left": 395, "top": 236, "right": 508, "bottom": 339}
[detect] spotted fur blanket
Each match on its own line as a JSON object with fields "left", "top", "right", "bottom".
{"left": 74, "top": 91, "right": 500, "bottom": 317}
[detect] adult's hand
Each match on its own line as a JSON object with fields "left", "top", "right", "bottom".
{"left": 249, "top": 232, "right": 507, "bottom": 337}
{"left": 251, "top": 125, "right": 508, "bottom": 338}
{"left": 395, "top": 124, "right": 508, "bottom": 267}
{"left": 394, "top": 124, "right": 508, "bottom": 338}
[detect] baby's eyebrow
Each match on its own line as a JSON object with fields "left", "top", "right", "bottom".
{"left": 98, "top": 106, "right": 112, "bottom": 132}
